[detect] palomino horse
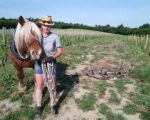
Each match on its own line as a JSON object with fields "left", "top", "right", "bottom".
{"left": 8, "top": 16, "right": 42, "bottom": 93}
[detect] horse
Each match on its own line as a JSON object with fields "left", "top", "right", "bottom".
{"left": 8, "top": 16, "right": 42, "bottom": 93}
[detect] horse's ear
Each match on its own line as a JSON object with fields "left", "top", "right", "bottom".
{"left": 35, "top": 20, "right": 42, "bottom": 28}
{"left": 19, "top": 16, "right": 25, "bottom": 26}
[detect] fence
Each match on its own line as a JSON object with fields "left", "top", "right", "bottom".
{"left": 0, "top": 27, "right": 103, "bottom": 66}
{"left": 0, "top": 27, "right": 14, "bottom": 66}
{"left": 128, "top": 34, "right": 150, "bottom": 53}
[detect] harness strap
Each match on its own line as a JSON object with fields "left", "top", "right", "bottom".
{"left": 40, "top": 36, "right": 47, "bottom": 58}
{"left": 10, "top": 40, "right": 30, "bottom": 60}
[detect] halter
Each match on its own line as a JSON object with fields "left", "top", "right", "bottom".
{"left": 16, "top": 45, "right": 30, "bottom": 59}
{"left": 16, "top": 32, "right": 41, "bottom": 60}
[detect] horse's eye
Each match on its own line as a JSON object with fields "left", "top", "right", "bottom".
{"left": 30, "top": 50, "right": 36, "bottom": 55}
{"left": 33, "top": 51, "right": 36, "bottom": 55}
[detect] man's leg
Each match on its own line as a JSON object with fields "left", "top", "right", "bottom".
{"left": 35, "top": 74, "right": 44, "bottom": 107}
{"left": 34, "top": 61, "right": 44, "bottom": 116}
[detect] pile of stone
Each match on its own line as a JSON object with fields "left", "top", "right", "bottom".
{"left": 84, "top": 60, "right": 132, "bottom": 80}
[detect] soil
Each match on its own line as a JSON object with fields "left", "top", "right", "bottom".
{"left": 0, "top": 40, "right": 141, "bottom": 120}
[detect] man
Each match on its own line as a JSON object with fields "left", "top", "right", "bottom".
{"left": 34, "top": 15, "right": 62, "bottom": 116}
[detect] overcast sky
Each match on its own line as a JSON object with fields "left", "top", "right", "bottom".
{"left": 0, "top": 0, "right": 150, "bottom": 28}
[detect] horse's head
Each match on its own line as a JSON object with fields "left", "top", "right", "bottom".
{"left": 27, "top": 30, "right": 42, "bottom": 60}
{"left": 15, "top": 16, "right": 42, "bottom": 60}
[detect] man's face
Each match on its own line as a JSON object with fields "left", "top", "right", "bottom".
{"left": 42, "top": 25, "right": 51, "bottom": 34}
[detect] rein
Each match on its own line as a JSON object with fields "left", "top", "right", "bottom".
{"left": 41, "top": 62, "right": 55, "bottom": 88}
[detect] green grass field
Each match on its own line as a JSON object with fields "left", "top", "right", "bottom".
{"left": 0, "top": 29, "right": 150, "bottom": 120}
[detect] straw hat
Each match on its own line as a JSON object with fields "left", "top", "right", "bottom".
{"left": 39, "top": 15, "right": 54, "bottom": 26}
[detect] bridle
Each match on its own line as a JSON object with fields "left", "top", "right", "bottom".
{"left": 16, "top": 37, "right": 40, "bottom": 60}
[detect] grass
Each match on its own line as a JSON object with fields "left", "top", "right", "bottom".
{"left": 60, "top": 35, "right": 124, "bottom": 69}
{"left": 129, "top": 93, "right": 150, "bottom": 109}
{"left": 99, "top": 104, "right": 115, "bottom": 120}
{"left": 138, "top": 83, "right": 150, "bottom": 96}
{"left": 99, "top": 103, "right": 110, "bottom": 115}
{"left": 141, "top": 108, "right": 150, "bottom": 120}
{"left": 128, "top": 35, "right": 150, "bottom": 56}
{"left": 75, "top": 92, "right": 96, "bottom": 111}
{"left": 1, "top": 30, "right": 150, "bottom": 119}
{"left": 133, "top": 63, "right": 150, "bottom": 83}
{"left": 98, "top": 103, "right": 126, "bottom": 120}
{"left": 0, "top": 33, "right": 12, "bottom": 66}
{"left": 114, "top": 79, "right": 126, "bottom": 92}
{"left": 120, "top": 37, "right": 149, "bottom": 63}
{"left": 123, "top": 103, "right": 138, "bottom": 114}
{"left": 109, "top": 90, "right": 121, "bottom": 104}
{"left": 3, "top": 107, "right": 35, "bottom": 120}
{"left": 96, "top": 81, "right": 107, "bottom": 95}
{"left": 0, "top": 65, "right": 18, "bottom": 100}
{"left": 0, "top": 64, "right": 34, "bottom": 101}
{"left": 0, "top": 64, "right": 35, "bottom": 119}
{"left": 114, "top": 114, "right": 126, "bottom": 120}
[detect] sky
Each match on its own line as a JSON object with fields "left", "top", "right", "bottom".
{"left": 0, "top": 0, "right": 150, "bottom": 28}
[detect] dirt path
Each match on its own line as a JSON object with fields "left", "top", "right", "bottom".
{"left": 0, "top": 99, "right": 21, "bottom": 119}
{"left": 44, "top": 52, "right": 140, "bottom": 120}
{"left": 1, "top": 38, "right": 142, "bottom": 120}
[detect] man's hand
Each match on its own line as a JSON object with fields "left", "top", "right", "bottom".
{"left": 43, "top": 56, "right": 54, "bottom": 63}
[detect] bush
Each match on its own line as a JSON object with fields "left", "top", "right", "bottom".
{"left": 133, "top": 63, "right": 150, "bottom": 83}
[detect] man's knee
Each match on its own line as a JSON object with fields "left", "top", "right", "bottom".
{"left": 35, "top": 74, "right": 44, "bottom": 89}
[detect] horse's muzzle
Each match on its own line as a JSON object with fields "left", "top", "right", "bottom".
{"left": 30, "top": 49, "right": 42, "bottom": 60}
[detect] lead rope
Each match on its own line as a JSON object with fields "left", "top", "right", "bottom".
{"left": 41, "top": 62, "right": 56, "bottom": 114}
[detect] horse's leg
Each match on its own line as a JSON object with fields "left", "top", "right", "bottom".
{"left": 8, "top": 51, "right": 27, "bottom": 93}
{"left": 12, "top": 63, "right": 26, "bottom": 93}
{"left": 17, "top": 68, "right": 27, "bottom": 93}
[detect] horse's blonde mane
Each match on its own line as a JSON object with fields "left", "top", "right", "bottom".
{"left": 15, "top": 19, "right": 41, "bottom": 53}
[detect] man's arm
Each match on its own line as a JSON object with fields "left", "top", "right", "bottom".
{"left": 53, "top": 48, "right": 63, "bottom": 59}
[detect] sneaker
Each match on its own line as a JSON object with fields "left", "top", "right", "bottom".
{"left": 50, "top": 105, "right": 57, "bottom": 116}
{"left": 34, "top": 114, "right": 42, "bottom": 120}
{"left": 36, "top": 106, "right": 42, "bottom": 116}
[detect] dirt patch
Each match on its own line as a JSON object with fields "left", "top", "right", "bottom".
{"left": 0, "top": 38, "right": 142, "bottom": 120}
{"left": 124, "top": 83, "right": 136, "bottom": 94}
{"left": 0, "top": 99, "right": 21, "bottom": 119}
{"left": 73, "top": 86, "right": 90, "bottom": 99}
{"left": 66, "top": 54, "right": 94, "bottom": 75}
{"left": 45, "top": 98, "right": 98, "bottom": 120}
{"left": 83, "top": 59, "right": 132, "bottom": 80}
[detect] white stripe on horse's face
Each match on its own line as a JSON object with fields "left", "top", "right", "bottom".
{"left": 15, "top": 17, "right": 42, "bottom": 60}
{"left": 29, "top": 41, "right": 42, "bottom": 60}
{"left": 30, "top": 49, "right": 40, "bottom": 60}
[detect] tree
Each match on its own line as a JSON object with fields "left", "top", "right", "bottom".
{"left": 139, "top": 23, "right": 150, "bottom": 28}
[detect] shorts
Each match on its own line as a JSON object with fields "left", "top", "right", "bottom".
{"left": 34, "top": 61, "right": 56, "bottom": 75}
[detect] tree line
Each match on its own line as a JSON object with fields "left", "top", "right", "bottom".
{"left": 0, "top": 17, "right": 150, "bottom": 35}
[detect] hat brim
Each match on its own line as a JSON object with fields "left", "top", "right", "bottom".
{"left": 39, "top": 21, "right": 54, "bottom": 26}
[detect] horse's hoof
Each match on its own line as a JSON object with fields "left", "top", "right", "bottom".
{"left": 34, "top": 114, "right": 42, "bottom": 120}
{"left": 18, "top": 84, "right": 26, "bottom": 93}
{"left": 18, "top": 87, "right": 26, "bottom": 93}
